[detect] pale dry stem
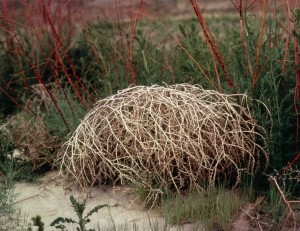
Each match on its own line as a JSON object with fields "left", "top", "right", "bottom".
{"left": 58, "top": 84, "right": 268, "bottom": 205}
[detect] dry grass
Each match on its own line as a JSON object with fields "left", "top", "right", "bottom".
{"left": 8, "top": 113, "right": 61, "bottom": 170}
{"left": 58, "top": 84, "right": 268, "bottom": 205}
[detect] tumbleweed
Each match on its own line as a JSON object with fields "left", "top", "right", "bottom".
{"left": 58, "top": 84, "right": 268, "bottom": 205}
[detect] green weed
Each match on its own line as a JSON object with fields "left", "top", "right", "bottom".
{"left": 50, "top": 195, "right": 109, "bottom": 231}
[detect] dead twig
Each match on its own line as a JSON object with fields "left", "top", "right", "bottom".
{"left": 269, "top": 176, "right": 297, "bottom": 231}
{"left": 59, "top": 84, "right": 268, "bottom": 206}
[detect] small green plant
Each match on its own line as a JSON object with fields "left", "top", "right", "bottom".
{"left": 0, "top": 159, "right": 30, "bottom": 230}
{"left": 31, "top": 215, "right": 44, "bottom": 231}
{"left": 27, "top": 215, "right": 45, "bottom": 231}
{"left": 50, "top": 195, "right": 109, "bottom": 231}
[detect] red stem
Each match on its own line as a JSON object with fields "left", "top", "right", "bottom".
{"left": 14, "top": 33, "right": 70, "bottom": 131}
{"left": 115, "top": 1, "right": 130, "bottom": 85}
{"left": 251, "top": 0, "right": 267, "bottom": 89}
{"left": 282, "top": 1, "right": 291, "bottom": 75}
{"left": 283, "top": 153, "right": 300, "bottom": 172}
{"left": 293, "top": 37, "right": 300, "bottom": 150}
{"left": 129, "top": 0, "right": 143, "bottom": 86}
{"left": 189, "top": 0, "right": 235, "bottom": 90}
{"left": 41, "top": 0, "right": 95, "bottom": 106}
{"left": 232, "top": 0, "right": 253, "bottom": 77}
{"left": 25, "top": 2, "right": 76, "bottom": 119}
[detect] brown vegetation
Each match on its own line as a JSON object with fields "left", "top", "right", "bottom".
{"left": 59, "top": 84, "right": 268, "bottom": 205}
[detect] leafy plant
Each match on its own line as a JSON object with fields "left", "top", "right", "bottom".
{"left": 28, "top": 215, "right": 44, "bottom": 231}
{"left": 50, "top": 195, "right": 109, "bottom": 231}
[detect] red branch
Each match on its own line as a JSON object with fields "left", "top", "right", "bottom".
{"left": 251, "top": 0, "right": 267, "bottom": 89}
{"left": 41, "top": 0, "right": 95, "bottom": 106}
{"left": 129, "top": 0, "right": 143, "bottom": 86}
{"left": 231, "top": 0, "right": 253, "bottom": 77}
{"left": 189, "top": 0, "right": 235, "bottom": 90}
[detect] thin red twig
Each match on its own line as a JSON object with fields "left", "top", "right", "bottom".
{"left": 41, "top": 0, "right": 95, "bottom": 106}
{"left": 282, "top": 0, "right": 291, "bottom": 75}
{"left": 128, "top": 0, "right": 143, "bottom": 85}
{"left": 231, "top": 0, "right": 253, "bottom": 77}
{"left": 252, "top": 0, "right": 267, "bottom": 89}
{"left": 189, "top": 0, "right": 235, "bottom": 90}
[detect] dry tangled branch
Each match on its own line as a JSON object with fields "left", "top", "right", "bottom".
{"left": 8, "top": 113, "right": 61, "bottom": 169}
{"left": 58, "top": 84, "right": 268, "bottom": 204}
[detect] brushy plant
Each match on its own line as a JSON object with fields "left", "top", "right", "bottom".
{"left": 0, "top": 118, "right": 15, "bottom": 162}
{"left": 50, "top": 195, "right": 109, "bottom": 231}
{"left": 41, "top": 87, "right": 89, "bottom": 139}
{"left": 59, "top": 84, "right": 268, "bottom": 207}
{"left": 0, "top": 157, "right": 35, "bottom": 230}
{"left": 76, "top": 19, "right": 175, "bottom": 97}
{"left": 175, "top": 22, "right": 217, "bottom": 88}
{"left": 5, "top": 113, "right": 61, "bottom": 171}
{"left": 0, "top": 0, "right": 94, "bottom": 131}
{"left": 0, "top": 161, "right": 17, "bottom": 230}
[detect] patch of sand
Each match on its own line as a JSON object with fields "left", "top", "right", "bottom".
{"left": 13, "top": 172, "right": 203, "bottom": 231}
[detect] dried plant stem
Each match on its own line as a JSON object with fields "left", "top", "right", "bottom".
{"left": 231, "top": 0, "right": 253, "bottom": 77}
{"left": 282, "top": 0, "right": 292, "bottom": 75}
{"left": 189, "top": 0, "right": 235, "bottom": 90}
{"left": 252, "top": 0, "right": 267, "bottom": 89}
{"left": 269, "top": 176, "right": 297, "bottom": 231}
{"left": 128, "top": 0, "right": 143, "bottom": 85}
{"left": 59, "top": 84, "right": 268, "bottom": 206}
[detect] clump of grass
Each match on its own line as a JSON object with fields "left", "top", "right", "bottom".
{"left": 162, "top": 185, "right": 250, "bottom": 230}
{"left": 267, "top": 183, "right": 286, "bottom": 229}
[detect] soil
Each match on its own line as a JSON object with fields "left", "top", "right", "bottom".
{"left": 13, "top": 171, "right": 204, "bottom": 231}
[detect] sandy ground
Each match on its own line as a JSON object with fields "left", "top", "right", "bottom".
{"left": 13, "top": 172, "right": 204, "bottom": 231}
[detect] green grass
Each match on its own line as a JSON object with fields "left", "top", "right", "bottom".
{"left": 161, "top": 185, "right": 252, "bottom": 230}
{"left": 267, "top": 184, "right": 286, "bottom": 229}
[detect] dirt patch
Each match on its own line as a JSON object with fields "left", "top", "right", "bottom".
{"left": 13, "top": 172, "right": 203, "bottom": 231}
{"left": 13, "top": 172, "right": 162, "bottom": 230}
